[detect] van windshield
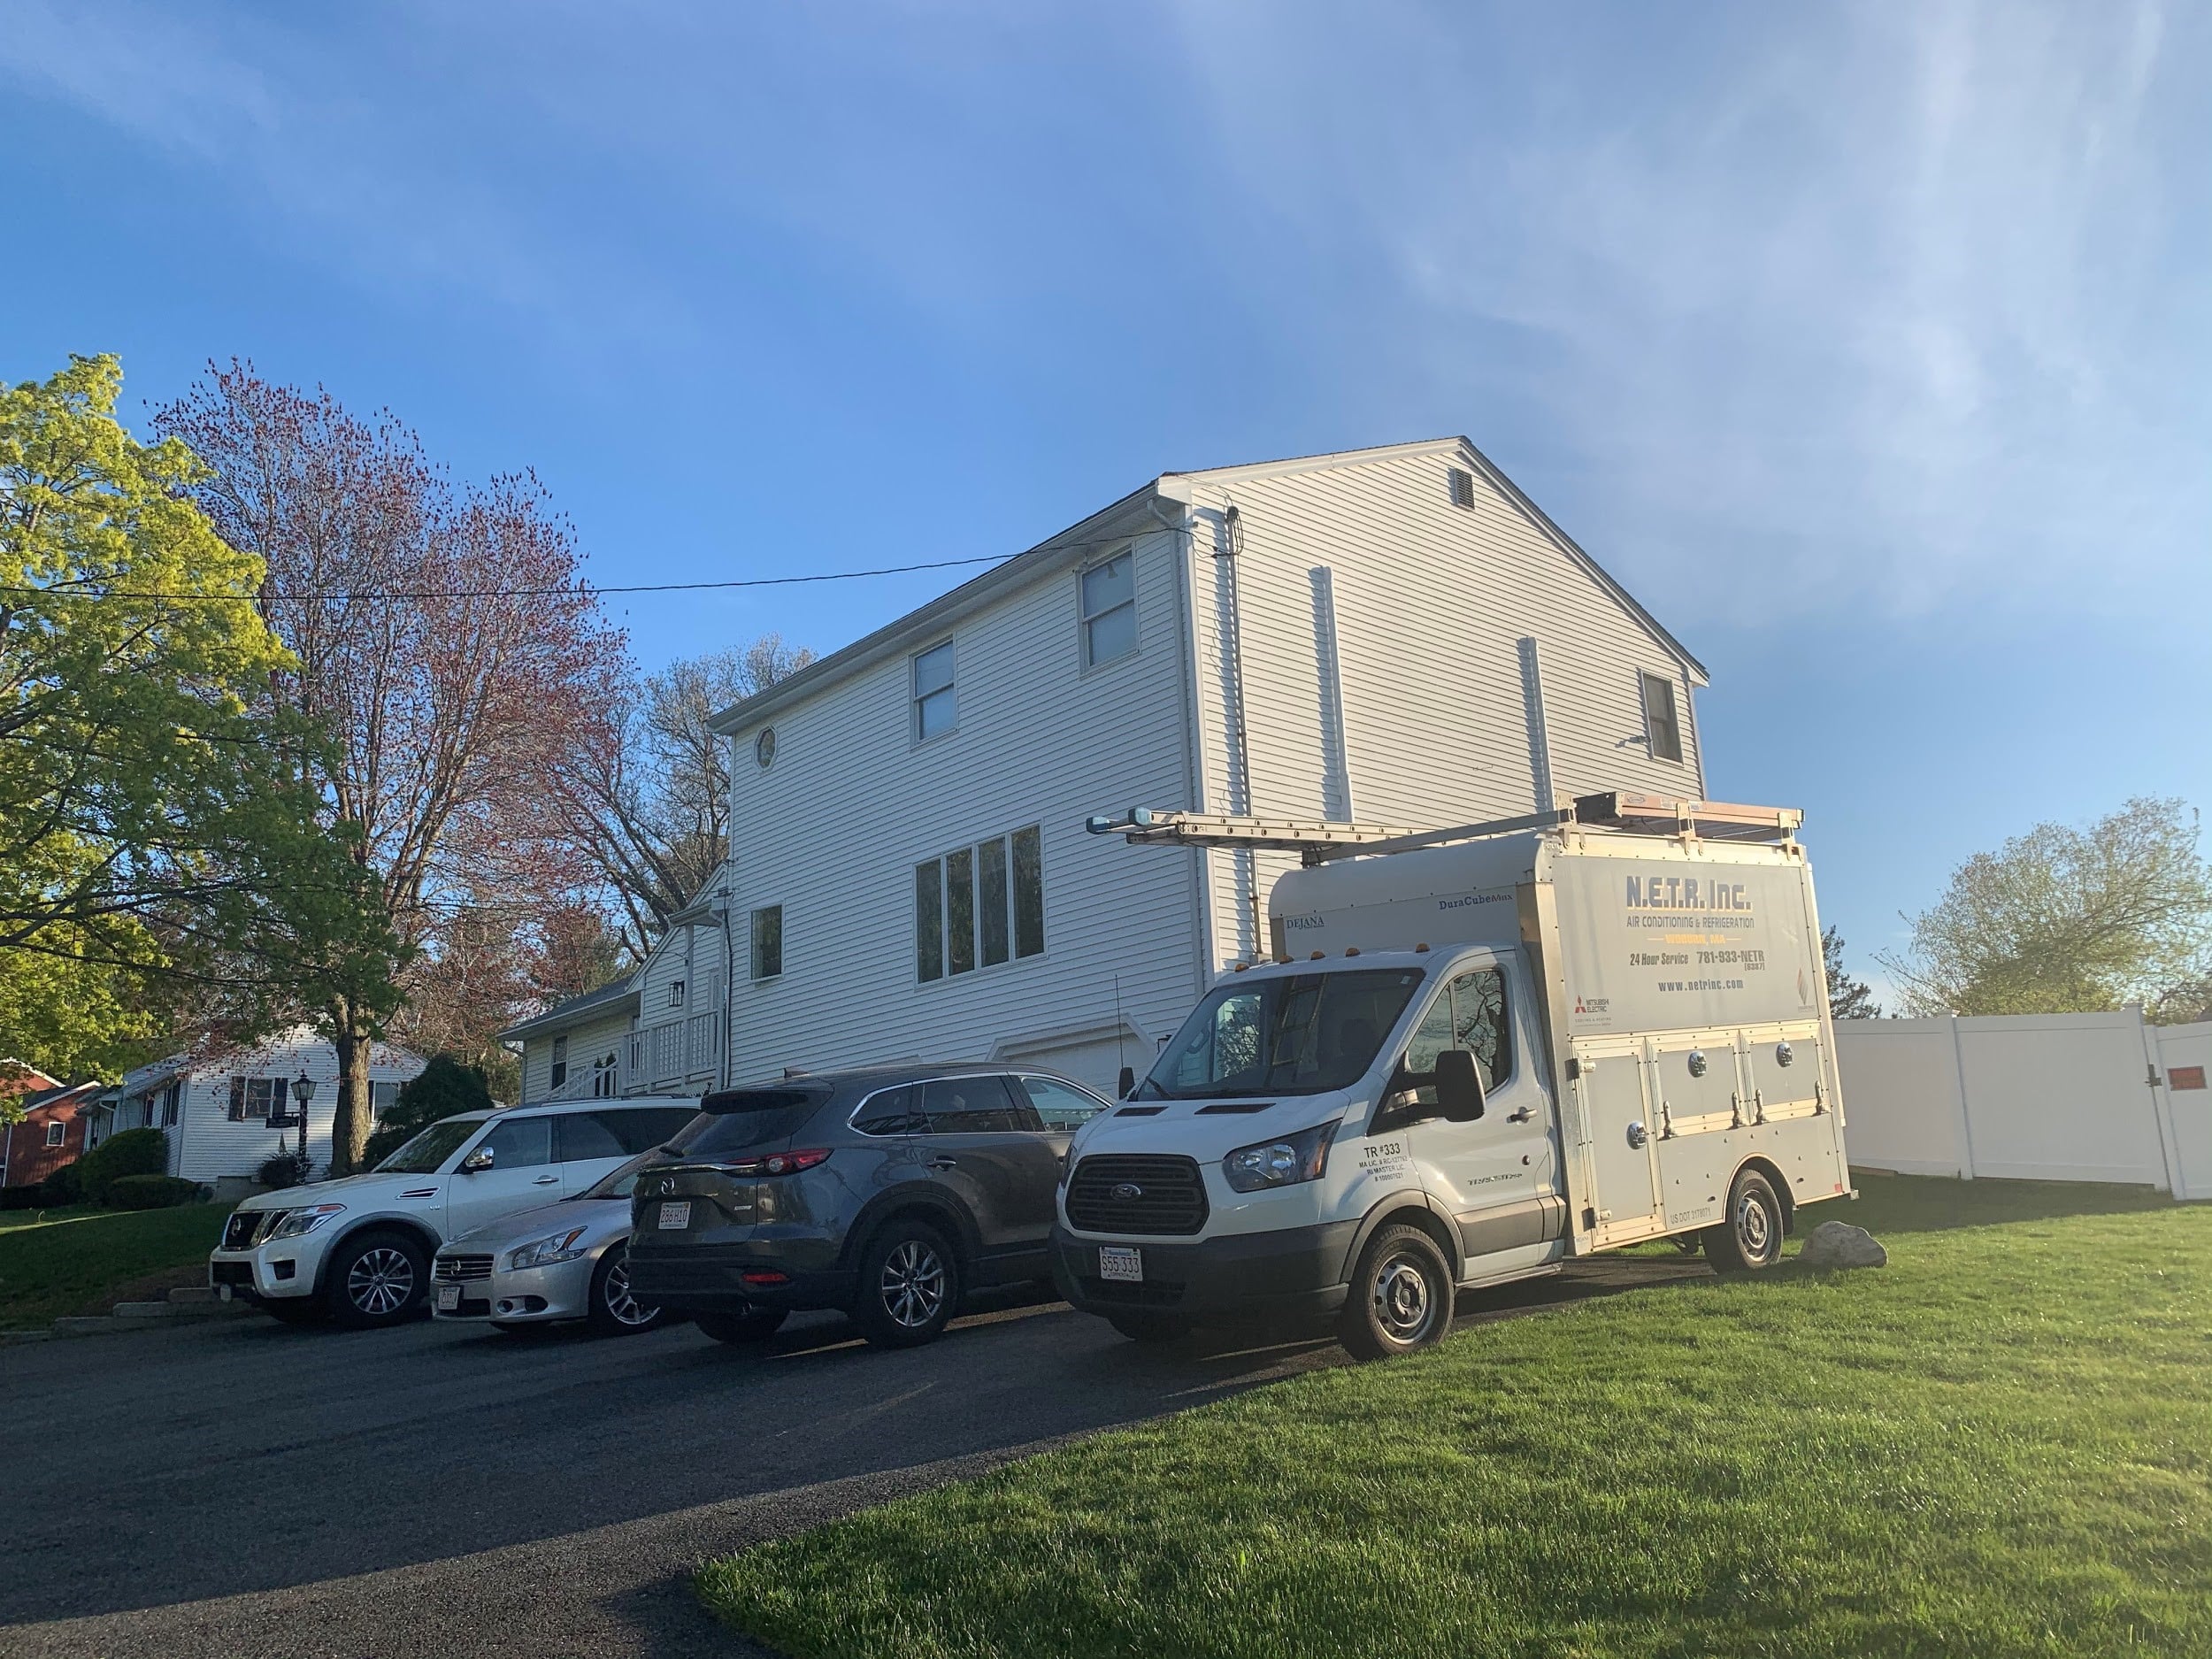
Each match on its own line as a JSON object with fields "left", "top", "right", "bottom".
{"left": 1136, "top": 969, "right": 1425, "bottom": 1100}
{"left": 373, "top": 1118, "right": 482, "bottom": 1175}
{"left": 663, "top": 1087, "right": 828, "bottom": 1160}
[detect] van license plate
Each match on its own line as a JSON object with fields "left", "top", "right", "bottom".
{"left": 436, "top": 1286, "right": 460, "bottom": 1312}
{"left": 1098, "top": 1246, "right": 1143, "bottom": 1283}
{"left": 657, "top": 1201, "right": 691, "bottom": 1230}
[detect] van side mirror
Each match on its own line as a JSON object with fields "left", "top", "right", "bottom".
{"left": 459, "top": 1148, "right": 494, "bottom": 1173}
{"left": 1435, "top": 1049, "right": 1486, "bottom": 1123}
{"left": 1118, "top": 1065, "right": 1136, "bottom": 1100}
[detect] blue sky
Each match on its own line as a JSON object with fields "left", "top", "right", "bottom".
{"left": 4, "top": 1, "right": 2206, "bottom": 995}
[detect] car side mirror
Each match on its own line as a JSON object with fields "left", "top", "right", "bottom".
{"left": 1118, "top": 1065, "right": 1136, "bottom": 1100}
{"left": 459, "top": 1148, "right": 494, "bottom": 1172}
{"left": 1436, "top": 1049, "right": 1486, "bottom": 1123}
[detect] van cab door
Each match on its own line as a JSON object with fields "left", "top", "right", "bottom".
{"left": 1387, "top": 957, "right": 1564, "bottom": 1274}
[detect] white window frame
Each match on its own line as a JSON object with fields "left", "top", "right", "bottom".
{"left": 750, "top": 904, "right": 783, "bottom": 981}
{"left": 669, "top": 979, "right": 687, "bottom": 1010}
{"left": 44, "top": 1119, "right": 65, "bottom": 1148}
{"left": 1639, "top": 670, "right": 1684, "bottom": 764}
{"left": 1079, "top": 548, "right": 1138, "bottom": 670}
{"left": 912, "top": 640, "right": 956, "bottom": 742}
{"left": 549, "top": 1035, "right": 569, "bottom": 1092}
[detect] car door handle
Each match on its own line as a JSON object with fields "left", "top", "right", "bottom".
{"left": 1506, "top": 1108, "right": 1534, "bottom": 1123}
{"left": 928, "top": 1157, "right": 959, "bottom": 1171}
{"left": 532, "top": 1174, "right": 559, "bottom": 1185}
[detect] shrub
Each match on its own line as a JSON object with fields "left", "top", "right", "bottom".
{"left": 363, "top": 1055, "right": 493, "bottom": 1166}
{"left": 38, "top": 1159, "right": 84, "bottom": 1205}
{"left": 105, "top": 1173, "right": 202, "bottom": 1210}
{"left": 1, "top": 1183, "right": 53, "bottom": 1210}
{"left": 76, "top": 1127, "right": 170, "bottom": 1205}
{"left": 257, "top": 1149, "right": 314, "bottom": 1189}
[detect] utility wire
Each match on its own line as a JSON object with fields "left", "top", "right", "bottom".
{"left": 0, "top": 553, "right": 1006, "bottom": 605}
{"left": 1, "top": 528, "right": 1187, "bottom": 604}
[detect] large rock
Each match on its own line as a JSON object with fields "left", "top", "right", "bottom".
{"left": 1800, "top": 1220, "right": 1887, "bottom": 1270}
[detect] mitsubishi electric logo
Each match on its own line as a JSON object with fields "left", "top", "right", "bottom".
{"left": 1624, "top": 874, "right": 1752, "bottom": 912}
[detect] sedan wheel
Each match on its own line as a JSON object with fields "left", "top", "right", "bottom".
{"left": 588, "top": 1246, "right": 666, "bottom": 1336}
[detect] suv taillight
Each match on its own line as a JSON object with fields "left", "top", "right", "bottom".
{"left": 718, "top": 1148, "right": 831, "bottom": 1177}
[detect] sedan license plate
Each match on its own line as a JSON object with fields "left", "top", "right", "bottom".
{"left": 1097, "top": 1245, "right": 1143, "bottom": 1283}
{"left": 657, "top": 1201, "right": 692, "bottom": 1231}
{"left": 435, "top": 1285, "right": 460, "bottom": 1312}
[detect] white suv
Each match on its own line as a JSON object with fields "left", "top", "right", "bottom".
{"left": 207, "top": 1098, "right": 703, "bottom": 1328}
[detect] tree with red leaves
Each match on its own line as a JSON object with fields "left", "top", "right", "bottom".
{"left": 159, "top": 366, "right": 626, "bottom": 1171}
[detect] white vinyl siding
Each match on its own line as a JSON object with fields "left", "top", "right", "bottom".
{"left": 1179, "top": 448, "right": 1704, "bottom": 966}
{"left": 518, "top": 1008, "right": 636, "bottom": 1102}
{"left": 722, "top": 529, "right": 1199, "bottom": 1097}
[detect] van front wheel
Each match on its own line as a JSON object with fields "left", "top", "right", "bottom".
{"left": 1339, "top": 1224, "right": 1454, "bottom": 1361}
{"left": 1706, "top": 1168, "right": 1785, "bottom": 1272}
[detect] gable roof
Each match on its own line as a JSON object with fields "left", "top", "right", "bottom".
{"left": 498, "top": 974, "right": 641, "bottom": 1044}
{"left": 709, "top": 435, "right": 1705, "bottom": 735}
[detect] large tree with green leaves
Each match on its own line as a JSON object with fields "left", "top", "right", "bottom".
{"left": 0, "top": 356, "right": 397, "bottom": 1101}
{"left": 1884, "top": 797, "right": 2212, "bottom": 1017}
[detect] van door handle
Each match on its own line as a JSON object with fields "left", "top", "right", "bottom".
{"left": 1506, "top": 1107, "right": 1534, "bottom": 1123}
{"left": 533, "top": 1174, "right": 559, "bottom": 1185}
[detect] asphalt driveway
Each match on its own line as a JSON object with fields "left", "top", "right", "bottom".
{"left": 1, "top": 1255, "right": 1708, "bottom": 1658}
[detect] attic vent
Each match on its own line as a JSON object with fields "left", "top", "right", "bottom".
{"left": 1448, "top": 466, "right": 1476, "bottom": 510}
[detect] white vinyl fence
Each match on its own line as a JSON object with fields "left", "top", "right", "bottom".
{"left": 1834, "top": 1012, "right": 2212, "bottom": 1200}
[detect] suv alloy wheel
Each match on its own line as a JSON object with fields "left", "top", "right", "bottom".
{"left": 325, "top": 1229, "right": 429, "bottom": 1329}
{"left": 851, "top": 1217, "right": 962, "bottom": 1348}
{"left": 588, "top": 1245, "right": 667, "bottom": 1336}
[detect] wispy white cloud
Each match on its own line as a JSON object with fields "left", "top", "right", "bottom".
{"left": 1168, "top": 0, "right": 2208, "bottom": 619}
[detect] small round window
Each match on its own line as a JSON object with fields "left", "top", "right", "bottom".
{"left": 755, "top": 727, "right": 777, "bottom": 769}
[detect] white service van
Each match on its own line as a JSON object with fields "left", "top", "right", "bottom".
{"left": 1050, "top": 793, "right": 1851, "bottom": 1358}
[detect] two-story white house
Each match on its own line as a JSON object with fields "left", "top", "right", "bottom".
{"left": 693, "top": 436, "right": 1710, "bottom": 1097}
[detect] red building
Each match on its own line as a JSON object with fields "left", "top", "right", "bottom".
{"left": 1, "top": 1079, "right": 104, "bottom": 1191}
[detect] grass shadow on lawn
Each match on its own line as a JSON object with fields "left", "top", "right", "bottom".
{"left": 1841, "top": 1168, "right": 2175, "bottom": 1236}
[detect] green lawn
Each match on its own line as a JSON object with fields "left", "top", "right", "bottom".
{"left": 699, "top": 1174, "right": 2211, "bottom": 1658}
{"left": 0, "top": 1202, "right": 228, "bottom": 1327}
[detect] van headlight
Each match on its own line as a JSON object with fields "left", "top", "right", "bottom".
{"left": 505, "top": 1227, "right": 590, "bottom": 1271}
{"left": 268, "top": 1203, "right": 345, "bottom": 1239}
{"left": 1223, "top": 1120, "right": 1340, "bottom": 1193}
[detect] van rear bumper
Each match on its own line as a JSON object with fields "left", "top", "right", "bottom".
{"left": 1050, "top": 1220, "right": 1357, "bottom": 1322}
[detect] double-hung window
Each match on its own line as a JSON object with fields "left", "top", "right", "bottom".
{"left": 916, "top": 825, "right": 1044, "bottom": 982}
{"left": 750, "top": 904, "right": 783, "bottom": 980}
{"left": 913, "top": 641, "right": 956, "bottom": 741}
{"left": 1640, "top": 672, "right": 1684, "bottom": 764}
{"left": 1080, "top": 551, "right": 1136, "bottom": 666}
{"left": 549, "top": 1037, "right": 569, "bottom": 1092}
{"left": 44, "top": 1120, "right": 65, "bottom": 1148}
{"left": 227, "top": 1077, "right": 285, "bottom": 1121}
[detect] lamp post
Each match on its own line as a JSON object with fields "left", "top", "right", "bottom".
{"left": 291, "top": 1071, "right": 315, "bottom": 1169}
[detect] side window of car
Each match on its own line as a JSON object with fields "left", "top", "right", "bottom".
{"left": 474, "top": 1116, "right": 553, "bottom": 1169}
{"left": 1018, "top": 1076, "right": 1108, "bottom": 1131}
{"left": 555, "top": 1111, "right": 627, "bottom": 1164}
{"left": 853, "top": 1084, "right": 926, "bottom": 1137}
{"left": 920, "top": 1075, "right": 1026, "bottom": 1133}
{"left": 1398, "top": 968, "right": 1513, "bottom": 1102}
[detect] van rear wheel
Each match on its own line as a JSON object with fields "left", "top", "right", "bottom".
{"left": 1705, "top": 1168, "right": 1785, "bottom": 1272}
{"left": 1339, "top": 1224, "right": 1454, "bottom": 1361}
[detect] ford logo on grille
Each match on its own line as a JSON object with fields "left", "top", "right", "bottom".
{"left": 1111, "top": 1181, "right": 1145, "bottom": 1201}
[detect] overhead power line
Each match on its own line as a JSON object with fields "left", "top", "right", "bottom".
{"left": 0, "top": 553, "right": 1009, "bottom": 604}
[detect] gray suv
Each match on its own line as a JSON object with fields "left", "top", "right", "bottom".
{"left": 624, "top": 1064, "right": 1110, "bottom": 1348}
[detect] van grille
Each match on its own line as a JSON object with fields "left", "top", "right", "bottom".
{"left": 1064, "top": 1155, "right": 1208, "bottom": 1236}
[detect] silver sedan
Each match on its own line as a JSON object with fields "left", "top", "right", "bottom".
{"left": 431, "top": 1163, "right": 671, "bottom": 1336}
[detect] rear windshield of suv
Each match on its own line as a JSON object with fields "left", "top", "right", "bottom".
{"left": 663, "top": 1087, "right": 829, "bottom": 1160}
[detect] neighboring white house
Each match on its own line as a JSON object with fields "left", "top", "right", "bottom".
{"left": 91, "top": 1028, "right": 425, "bottom": 1184}
{"left": 500, "top": 866, "right": 733, "bottom": 1103}
{"left": 692, "top": 436, "right": 1711, "bottom": 1096}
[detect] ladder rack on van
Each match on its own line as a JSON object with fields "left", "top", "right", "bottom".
{"left": 1084, "top": 793, "right": 1801, "bottom": 864}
